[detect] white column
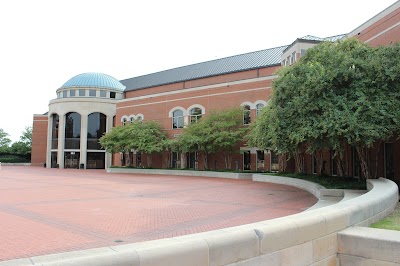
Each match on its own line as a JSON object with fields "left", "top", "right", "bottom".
{"left": 46, "top": 114, "right": 53, "bottom": 168}
{"left": 80, "top": 113, "right": 88, "bottom": 169}
{"left": 57, "top": 114, "right": 65, "bottom": 168}
{"left": 105, "top": 115, "right": 113, "bottom": 168}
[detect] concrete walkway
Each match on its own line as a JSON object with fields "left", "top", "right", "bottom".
{"left": 0, "top": 166, "right": 317, "bottom": 262}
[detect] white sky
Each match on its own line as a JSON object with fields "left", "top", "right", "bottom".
{"left": 0, "top": 0, "right": 397, "bottom": 142}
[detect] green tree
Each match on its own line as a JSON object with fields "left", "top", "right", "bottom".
{"left": 135, "top": 121, "right": 167, "bottom": 167}
{"left": 249, "top": 38, "right": 400, "bottom": 178}
{"left": 11, "top": 126, "right": 32, "bottom": 155}
{"left": 182, "top": 107, "right": 247, "bottom": 170}
{"left": 206, "top": 107, "right": 247, "bottom": 169}
{"left": 100, "top": 121, "right": 167, "bottom": 167}
{"left": 0, "top": 128, "right": 11, "bottom": 153}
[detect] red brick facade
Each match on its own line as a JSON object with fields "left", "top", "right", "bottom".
{"left": 31, "top": 2, "right": 400, "bottom": 184}
{"left": 31, "top": 115, "right": 48, "bottom": 166}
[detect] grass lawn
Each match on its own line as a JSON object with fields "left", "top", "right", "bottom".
{"left": 370, "top": 203, "right": 400, "bottom": 231}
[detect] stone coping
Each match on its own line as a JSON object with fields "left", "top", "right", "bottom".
{"left": 338, "top": 226, "right": 400, "bottom": 264}
{"left": 107, "top": 167, "right": 253, "bottom": 179}
{"left": 1, "top": 174, "right": 398, "bottom": 266}
{"left": 0, "top": 163, "right": 31, "bottom": 166}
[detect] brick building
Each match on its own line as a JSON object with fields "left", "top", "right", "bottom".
{"left": 32, "top": 1, "right": 400, "bottom": 183}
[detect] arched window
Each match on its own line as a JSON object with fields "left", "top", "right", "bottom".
{"left": 122, "top": 117, "right": 127, "bottom": 126}
{"left": 64, "top": 112, "right": 81, "bottom": 149}
{"left": 129, "top": 116, "right": 135, "bottom": 124}
{"left": 172, "top": 109, "right": 184, "bottom": 129}
{"left": 51, "top": 114, "right": 59, "bottom": 150}
{"left": 256, "top": 103, "right": 265, "bottom": 116}
{"left": 190, "top": 107, "right": 202, "bottom": 123}
{"left": 87, "top": 112, "right": 106, "bottom": 150}
{"left": 136, "top": 115, "right": 143, "bottom": 123}
{"left": 243, "top": 105, "right": 251, "bottom": 125}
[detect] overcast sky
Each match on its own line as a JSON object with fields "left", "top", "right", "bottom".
{"left": 0, "top": 0, "right": 397, "bottom": 142}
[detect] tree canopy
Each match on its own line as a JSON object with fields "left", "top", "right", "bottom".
{"left": 0, "top": 128, "right": 11, "bottom": 153}
{"left": 180, "top": 107, "right": 247, "bottom": 169}
{"left": 100, "top": 120, "right": 167, "bottom": 167}
{"left": 248, "top": 38, "right": 400, "bottom": 178}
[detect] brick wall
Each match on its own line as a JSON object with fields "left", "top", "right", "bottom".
{"left": 31, "top": 115, "right": 48, "bottom": 166}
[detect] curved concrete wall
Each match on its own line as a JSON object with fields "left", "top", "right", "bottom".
{"left": 1, "top": 175, "right": 398, "bottom": 266}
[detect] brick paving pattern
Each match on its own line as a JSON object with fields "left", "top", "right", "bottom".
{"left": 0, "top": 166, "right": 317, "bottom": 261}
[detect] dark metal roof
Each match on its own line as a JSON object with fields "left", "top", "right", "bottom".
{"left": 121, "top": 45, "right": 288, "bottom": 92}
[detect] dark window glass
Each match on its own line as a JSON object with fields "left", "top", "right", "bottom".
{"left": 70, "top": 90, "right": 76, "bottom": 97}
{"left": 110, "top": 92, "right": 116, "bottom": 98}
{"left": 243, "top": 105, "right": 251, "bottom": 124}
{"left": 51, "top": 114, "right": 59, "bottom": 149}
{"left": 87, "top": 112, "right": 106, "bottom": 150}
{"left": 51, "top": 152, "right": 58, "bottom": 168}
{"left": 64, "top": 112, "right": 81, "bottom": 149}
{"left": 79, "top": 89, "right": 85, "bottom": 96}
{"left": 63, "top": 91, "right": 67, "bottom": 98}
{"left": 100, "top": 90, "right": 106, "bottom": 97}
{"left": 89, "top": 90, "right": 96, "bottom": 97}
{"left": 87, "top": 152, "right": 105, "bottom": 169}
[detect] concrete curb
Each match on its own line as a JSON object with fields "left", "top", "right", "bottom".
{"left": 107, "top": 168, "right": 253, "bottom": 179}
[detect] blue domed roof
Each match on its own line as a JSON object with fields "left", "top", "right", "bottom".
{"left": 60, "top": 73, "right": 126, "bottom": 91}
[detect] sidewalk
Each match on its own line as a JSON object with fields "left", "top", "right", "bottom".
{"left": 0, "top": 166, "right": 317, "bottom": 261}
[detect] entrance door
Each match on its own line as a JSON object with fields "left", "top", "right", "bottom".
{"left": 65, "top": 152, "right": 80, "bottom": 169}
{"left": 171, "top": 152, "right": 180, "bottom": 168}
{"left": 243, "top": 151, "right": 251, "bottom": 170}
{"left": 187, "top": 152, "right": 197, "bottom": 169}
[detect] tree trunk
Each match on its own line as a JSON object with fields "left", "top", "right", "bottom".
{"left": 294, "top": 152, "right": 304, "bottom": 173}
{"left": 356, "top": 146, "right": 371, "bottom": 179}
{"left": 203, "top": 152, "right": 208, "bottom": 170}
{"left": 180, "top": 152, "right": 187, "bottom": 169}
{"left": 278, "top": 154, "right": 287, "bottom": 172}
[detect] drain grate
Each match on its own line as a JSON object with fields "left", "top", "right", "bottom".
{"left": 114, "top": 240, "right": 124, "bottom": 243}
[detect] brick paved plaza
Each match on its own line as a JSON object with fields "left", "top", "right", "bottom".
{"left": 0, "top": 166, "right": 317, "bottom": 261}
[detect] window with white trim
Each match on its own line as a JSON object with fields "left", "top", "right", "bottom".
{"left": 122, "top": 117, "right": 127, "bottom": 126}
{"left": 172, "top": 110, "right": 184, "bottom": 129}
{"left": 129, "top": 116, "right": 135, "bottom": 124}
{"left": 256, "top": 103, "right": 265, "bottom": 116}
{"left": 190, "top": 107, "right": 202, "bottom": 123}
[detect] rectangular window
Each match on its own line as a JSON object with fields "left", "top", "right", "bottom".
{"left": 62, "top": 91, "right": 67, "bottom": 98}
{"left": 89, "top": 90, "right": 96, "bottom": 97}
{"left": 287, "top": 56, "right": 291, "bottom": 65}
{"left": 282, "top": 59, "right": 286, "bottom": 66}
{"left": 172, "top": 117, "right": 183, "bottom": 129}
{"left": 110, "top": 92, "right": 116, "bottom": 99}
{"left": 79, "top": 89, "right": 85, "bottom": 96}
{"left": 70, "top": 90, "right": 76, "bottom": 97}
{"left": 100, "top": 90, "right": 106, "bottom": 97}
{"left": 292, "top": 51, "right": 296, "bottom": 63}
{"left": 301, "top": 49, "right": 307, "bottom": 56}
{"left": 312, "top": 153, "right": 317, "bottom": 174}
{"left": 270, "top": 151, "right": 279, "bottom": 172}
